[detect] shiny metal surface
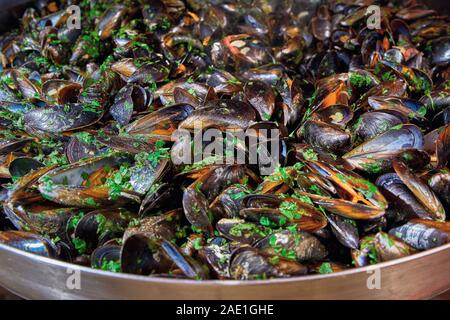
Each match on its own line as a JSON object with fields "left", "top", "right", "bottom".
{"left": 0, "top": 242, "right": 449, "bottom": 299}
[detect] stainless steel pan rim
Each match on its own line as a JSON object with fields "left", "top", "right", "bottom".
{"left": 1, "top": 242, "right": 449, "bottom": 285}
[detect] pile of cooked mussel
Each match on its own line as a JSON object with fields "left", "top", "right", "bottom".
{"left": 0, "top": 0, "right": 449, "bottom": 280}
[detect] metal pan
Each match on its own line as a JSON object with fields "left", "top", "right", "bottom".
{"left": 0, "top": 242, "right": 449, "bottom": 299}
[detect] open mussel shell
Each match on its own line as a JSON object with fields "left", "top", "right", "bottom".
{"left": 121, "top": 234, "right": 171, "bottom": 275}
{"left": 255, "top": 230, "right": 328, "bottom": 262}
{"left": 216, "top": 218, "right": 266, "bottom": 245}
{"left": 394, "top": 148, "right": 430, "bottom": 171}
{"left": 0, "top": 82, "right": 18, "bottom": 102}
{"left": 429, "top": 36, "right": 450, "bottom": 66}
{"left": 367, "top": 96, "right": 428, "bottom": 124}
{"left": 24, "top": 103, "right": 102, "bottom": 135}
{"left": 41, "top": 79, "right": 81, "bottom": 104}
{"left": 348, "top": 68, "right": 380, "bottom": 91}
{"left": 242, "top": 193, "right": 281, "bottom": 209}
{"left": 95, "top": 135, "right": 154, "bottom": 154}
{"left": 91, "top": 244, "right": 121, "bottom": 270}
{"left": 7, "top": 164, "right": 56, "bottom": 200}
{"left": 198, "top": 237, "right": 232, "bottom": 279}
{"left": 327, "top": 214, "right": 359, "bottom": 250}
{"left": 222, "top": 34, "right": 273, "bottom": 68}
{"left": 173, "top": 87, "right": 202, "bottom": 108}
{"left": 8, "top": 69, "right": 42, "bottom": 100}
{"left": 393, "top": 160, "right": 445, "bottom": 221}
{"left": 432, "top": 107, "right": 450, "bottom": 128}
{"left": 389, "top": 222, "right": 448, "bottom": 250}
{"left": 420, "top": 90, "right": 450, "bottom": 113}
{"left": 294, "top": 171, "right": 334, "bottom": 197}
{"left": 37, "top": 156, "right": 138, "bottom": 208}
{"left": 229, "top": 246, "right": 307, "bottom": 280}
{"left": 276, "top": 77, "right": 304, "bottom": 127}
{"left": 66, "top": 135, "right": 100, "bottom": 164}
{"left": 240, "top": 196, "right": 327, "bottom": 232}
{"left": 0, "top": 153, "right": 16, "bottom": 179}
{"left": 229, "top": 247, "right": 279, "bottom": 280}
{"left": 8, "top": 157, "right": 43, "bottom": 178}
{"left": 139, "top": 183, "right": 178, "bottom": 216}
{"left": 3, "top": 201, "right": 78, "bottom": 237}
{"left": 436, "top": 124, "right": 450, "bottom": 168}
{"left": 300, "top": 120, "right": 351, "bottom": 154}
{"left": 0, "top": 138, "right": 32, "bottom": 156}
{"left": 376, "top": 173, "right": 430, "bottom": 221}
{"left": 209, "top": 185, "right": 248, "bottom": 219}
{"left": 179, "top": 99, "right": 257, "bottom": 131}
{"left": 353, "top": 111, "right": 406, "bottom": 142}
{"left": 0, "top": 0, "right": 449, "bottom": 284}
{"left": 196, "top": 165, "right": 255, "bottom": 203}
{"left": 123, "top": 209, "right": 181, "bottom": 243}
{"left": 0, "top": 230, "right": 56, "bottom": 257}
{"left": 129, "top": 158, "right": 172, "bottom": 195}
{"left": 183, "top": 187, "right": 213, "bottom": 234}
{"left": 312, "top": 104, "right": 353, "bottom": 129}
{"left": 74, "top": 208, "right": 135, "bottom": 252}
{"left": 121, "top": 235, "right": 207, "bottom": 279}
{"left": 428, "top": 171, "right": 450, "bottom": 210}
{"left": 385, "top": 61, "right": 433, "bottom": 95}
{"left": 373, "top": 232, "right": 416, "bottom": 262}
{"left": 126, "top": 103, "right": 194, "bottom": 140}
{"left": 244, "top": 80, "right": 275, "bottom": 121}
{"left": 314, "top": 51, "right": 350, "bottom": 80}
{"left": 128, "top": 62, "right": 170, "bottom": 85}
{"left": 310, "top": 194, "right": 387, "bottom": 221}
{"left": 97, "top": 5, "right": 127, "bottom": 40}
{"left": 110, "top": 84, "right": 149, "bottom": 126}
{"left": 203, "top": 69, "right": 240, "bottom": 96}
{"left": 303, "top": 161, "right": 388, "bottom": 219}
{"left": 111, "top": 58, "right": 138, "bottom": 79}
{"left": 245, "top": 121, "right": 289, "bottom": 167}
{"left": 354, "top": 78, "right": 407, "bottom": 109}
{"left": 156, "top": 79, "right": 209, "bottom": 106}
{"left": 343, "top": 124, "right": 423, "bottom": 173}
{"left": 160, "top": 240, "right": 209, "bottom": 279}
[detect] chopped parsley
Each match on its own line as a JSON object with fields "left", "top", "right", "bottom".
{"left": 72, "top": 237, "right": 87, "bottom": 254}
{"left": 361, "top": 160, "right": 384, "bottom": 174}
{"left": 67, "top": 212, "right": 85, "bottom": 231}
{"left": 228, "top": 222, "right": 267, "bottom": 238}
{"left": 318, "top": 262, "right": 333, "bottom": 274}
{"left": 349, "top": 73, "right": 373, "bottom": 88}
{"left": 301, "top": 148, "right": 318, "bottom": 161}
{"left": 192, "top": 237, "right": 203, "bottom": 250}
{"left": 104, "top": 163, "right": 132, "bottom": 200}
{"left": 279, "top": 201, "right": 303, "bottom": 220}
{"left": 100, "top": 259, "right": 121, "bottom": 272}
